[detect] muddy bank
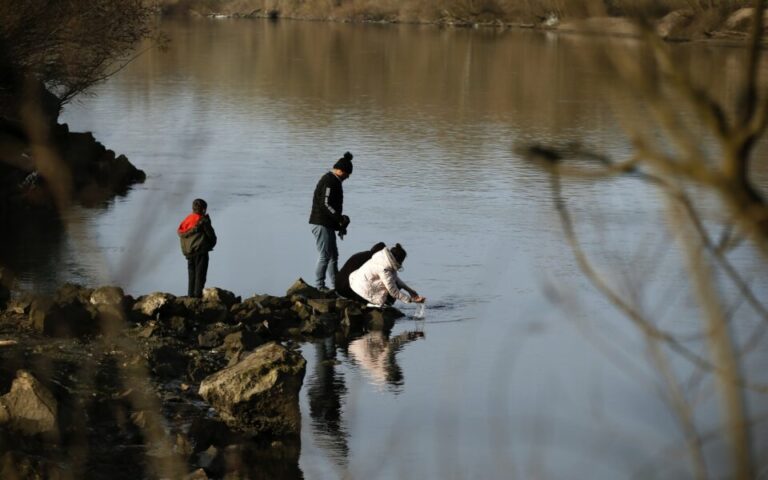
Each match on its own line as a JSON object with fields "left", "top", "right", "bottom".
{"left": 0, "top": 278, "right": 404, "bottom": 479}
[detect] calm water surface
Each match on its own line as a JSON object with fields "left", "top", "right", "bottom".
{"left": 41, "top": 18, "right": 768, "bottom": 478}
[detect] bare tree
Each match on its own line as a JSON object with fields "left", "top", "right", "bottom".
{"left": 520, "top": 2, "right": 768, "bottom": 478}
{"left": 0, "top": 0, "right": 157, "bottom": 111}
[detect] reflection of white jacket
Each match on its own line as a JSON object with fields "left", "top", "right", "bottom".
{"left": 348, "top": 332, "right": 389, "bottom": 388}
{"left": 349, "top": 248, "right": 414, "bottom": 305}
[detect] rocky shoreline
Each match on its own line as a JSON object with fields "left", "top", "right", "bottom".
{"left": 0, "top": 278, "right": 404, "bottom": 479}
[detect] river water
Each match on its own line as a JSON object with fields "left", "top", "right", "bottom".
{"left": 44, "top": 18, "right": 768, "bottom": 479}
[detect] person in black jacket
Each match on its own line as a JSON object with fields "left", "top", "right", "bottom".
{"left": 336, "top": 241, "right": 386, "bottom": 302}
{"left": 309, "top": 151, "right": 353, "bottom": 292}
{"left": 178, "top": 198, "right": 217, "bottom": 298}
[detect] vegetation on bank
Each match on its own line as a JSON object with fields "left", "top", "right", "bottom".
{"left": 156, "top": 0, "right": 756, "bottom": 37}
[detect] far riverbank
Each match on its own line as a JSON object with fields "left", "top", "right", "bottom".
{"left": 156, "top": 1, "right": 762, "bottom": 42}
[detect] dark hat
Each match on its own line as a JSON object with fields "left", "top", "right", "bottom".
{"left": 333, "top": 151, "right": 354, "bottom": 174}
{"left": 390, "top": 243, "right": 407, "bottom": 265}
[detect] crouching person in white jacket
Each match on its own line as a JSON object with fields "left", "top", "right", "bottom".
{"left": 349, "top": 243, "right": 426, "bottom": 307}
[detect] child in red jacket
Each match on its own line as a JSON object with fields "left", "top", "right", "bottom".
{"left": 178, "top": 198, "right": 217, "bottom": 298}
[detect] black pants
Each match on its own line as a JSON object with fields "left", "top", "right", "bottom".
{"left": 187, "top": 253, "right": 209, "bottom": 298}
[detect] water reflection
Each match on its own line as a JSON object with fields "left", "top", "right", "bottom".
{"left": 346, "top": 328, "right": 425, "bottom": 393}
{"left": 305, "top": 326, "right": 425, "bottom": 469}
{"left": 306, "top": 336, "right": 349, "bottom": 467}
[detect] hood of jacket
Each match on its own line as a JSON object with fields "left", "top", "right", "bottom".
{"left": 178, "top": 213, "right": 202, "bottom": 236}
{"left": 370, "top": 248, "right": 400, "bottom": 271}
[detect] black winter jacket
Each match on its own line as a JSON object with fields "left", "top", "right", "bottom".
{"left": 309, "top": 171, "right": 345, "bottom": 230}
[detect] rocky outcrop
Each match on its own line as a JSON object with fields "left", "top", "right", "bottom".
{"left": 4, "top": 279, "right": 404, "bottom": 343}
{"left": 199, "top": 342, "right": 306, "bottom": 436}
{"left": 0, "top": 278, "right": 412, "bottom": 477}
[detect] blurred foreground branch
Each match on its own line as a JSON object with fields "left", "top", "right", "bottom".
{"left": 519, "top": 2, "right": 768, "bottom": 478}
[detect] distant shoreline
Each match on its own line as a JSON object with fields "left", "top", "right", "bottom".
{"left": 155, "top": 2, "right": 761, "bottom": 44}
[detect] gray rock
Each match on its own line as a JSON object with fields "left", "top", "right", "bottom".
{"left": 29, "top": 296, "right": 97, "bottom": 337}
{"left": 307, "top": 298, "right": 335, "bottom": 314}
{"left": 250, "top": 294, "right": 290, "bottom": 310}
{"left": 90, "top": 286, "right": 125, "bottom": 306}
{"left": 6, "top": 293, "right": 35, "bottom": 315}
{"left": 301, "top": 313, "right": 339, "bottom": 337}
{"left": 199, "top": 342, "right": 306, "bottom": 437}
{"left": 0, "top": 370, "right": 58, "bottom": 436}
{"left": 285, "top": 278, "right": 317, "bottom": 297}
{"left": 137, "top": 323, "right": 160, "bottom": 338}
{"left": 223, "top": 330, "right": 265, "bottom": 365}
{"left": 133, "top": 292, "right": 176, "bottom": 318}
{"left": 197, "top": 330, "right": 222, "bottom": 349}
{"left": 230, "top": 299, "right": 267, "bottom": 325}
{"left": 54, "top": 282, "right": 93, "bottom": 305}
{"left": 341, "top": 305, "right": 366, "bottom": 335}
{"left": 365, "top": 306, "right": 404, "bottom": 332}
{"left": 90, "top": 286, "right": 132, "bottom": 333}
{"left": 197, "top": 302, "right": 229, "bottom": 324}
{"left": 202, "top": 288, "right": 240, "bottom": 309}
{"left": 291, "top": 300, "right": 312, "bottom": 321}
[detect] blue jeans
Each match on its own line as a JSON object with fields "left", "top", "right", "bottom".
{"left": 312, "top": 225, "right": 338, "bottom": 289}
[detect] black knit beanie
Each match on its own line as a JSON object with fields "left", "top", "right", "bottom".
{"left": 333, "top": 151, "right": 354, "bottom": 174}
{"left": 390, "top": 243, "right": 407, "bottom": 265}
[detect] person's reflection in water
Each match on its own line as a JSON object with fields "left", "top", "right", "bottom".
{"left": 307, "top": 336, "right": 349, "bottom": 467}
{"left": 347, "top": 329, "right": 425, "bottom": 393}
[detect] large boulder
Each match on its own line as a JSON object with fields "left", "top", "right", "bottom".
{"left": 0, "top": 370, "right": 58, "bottom": 436}
{"left": 199, "top": 342, "right": 306, "bottom": 437}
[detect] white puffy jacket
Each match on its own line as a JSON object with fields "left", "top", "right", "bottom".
{"left": 349, "top": 248, "right": 414, "bottom": 305}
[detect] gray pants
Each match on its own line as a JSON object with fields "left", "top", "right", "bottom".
{"left": 312, "top": 224, "right": 338, "bottom": 289}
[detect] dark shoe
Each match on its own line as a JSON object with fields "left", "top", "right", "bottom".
{"left": 317, "top": 286, "right": 331, "bottom": 294}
